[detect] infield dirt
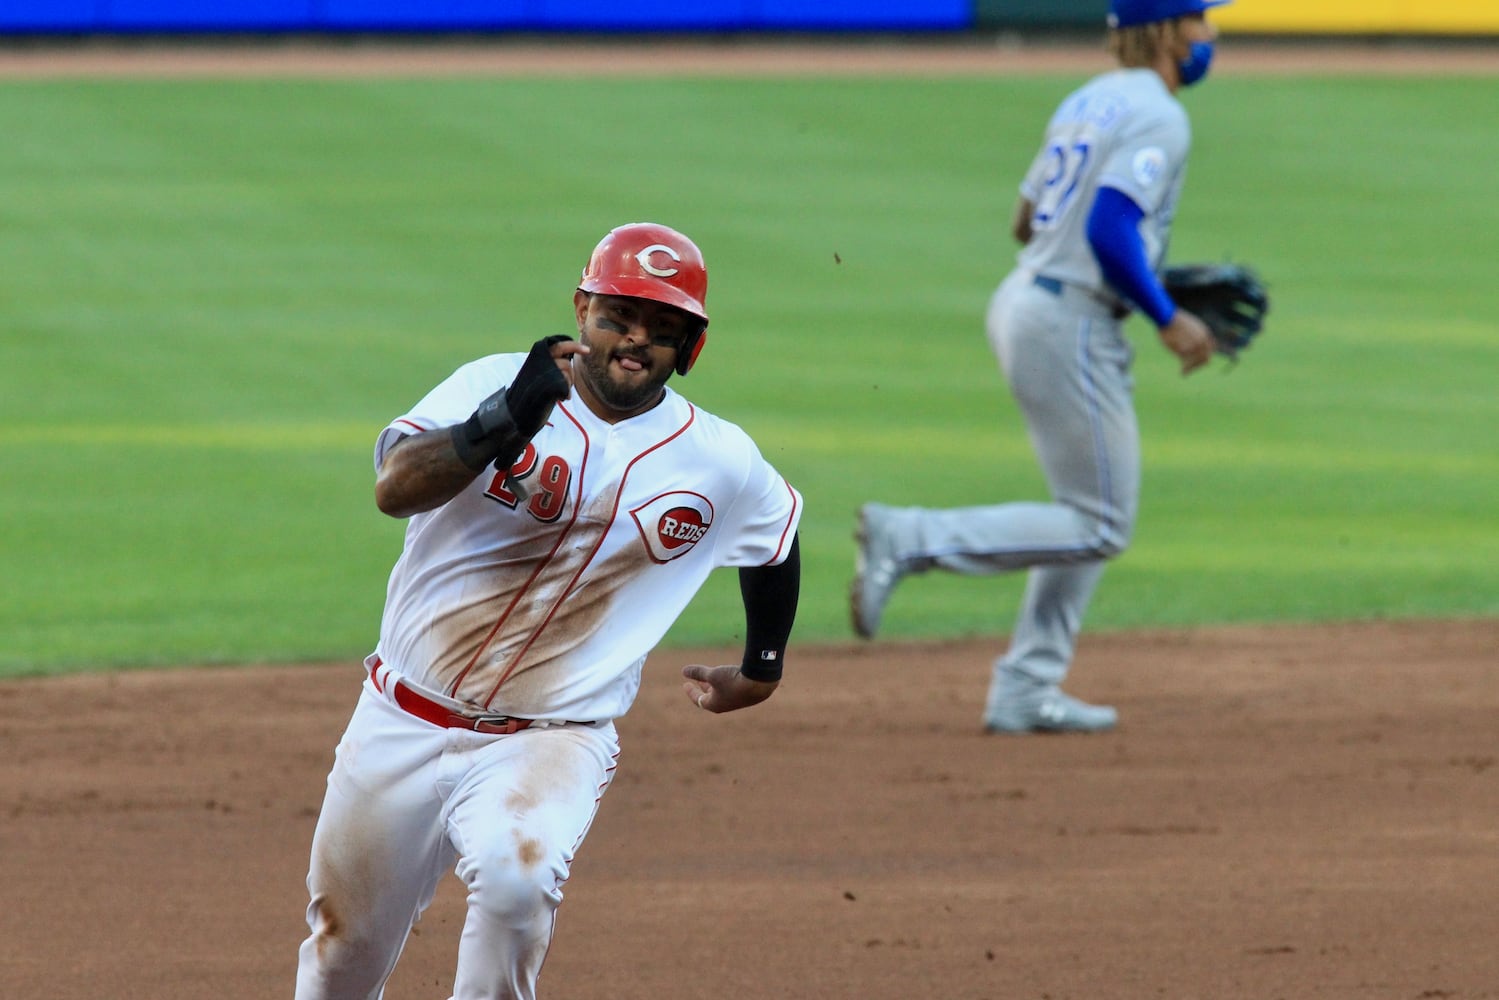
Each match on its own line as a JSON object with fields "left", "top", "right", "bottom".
{"left": 3, "top": 618, "right": 1497, "bottom": 998}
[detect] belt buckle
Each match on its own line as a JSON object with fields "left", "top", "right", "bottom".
{"left": 469, "top": 714, "right": 526, "bottom": 735}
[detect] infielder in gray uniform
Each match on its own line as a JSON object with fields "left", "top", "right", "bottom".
{"left": 851, "top": 0, "right": 1229, "bottom": 733}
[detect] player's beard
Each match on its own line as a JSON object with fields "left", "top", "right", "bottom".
{"left": 577, "top": 342, "right": 671, "bottom": 414}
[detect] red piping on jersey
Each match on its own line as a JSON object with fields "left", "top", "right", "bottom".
{"left": 393, "top": 418, "right": 427, "bottom": 435}
{"left": 769, "top": 477, "right": 800, "bottom": 564}
{"left": 479, "top": 403, "right": 699, "bottom": 708}
{"left": 446, "top": 405, "right": 593, "bottom": 698}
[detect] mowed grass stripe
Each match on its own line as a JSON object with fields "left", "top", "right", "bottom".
{"left": 0, "top": 72, "right": 1495, "bottom": 673}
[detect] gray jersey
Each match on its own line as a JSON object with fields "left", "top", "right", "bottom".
{"left": 1017, "top": 68, "right": 1191, "bottom": 306}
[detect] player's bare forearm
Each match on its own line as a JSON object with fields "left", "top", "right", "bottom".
{"left": 1011, "top": 195, "right": 1036, "bottom": 245}
{"left": 374, "top": 429, "right": 482, "bottom": 518}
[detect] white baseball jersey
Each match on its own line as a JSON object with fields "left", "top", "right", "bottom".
{"left": 1017, "top": 67, "right": 1190, "bottom": 305}
{"left": 371, "top": 351, "right": 803, "bottom": 724}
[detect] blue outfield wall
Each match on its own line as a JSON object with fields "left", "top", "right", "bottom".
{"left": 2, "top": 0, "right": 95, "bottom": 30}
{"left": 0, "top": 0, "right": 978, "bottom": 33}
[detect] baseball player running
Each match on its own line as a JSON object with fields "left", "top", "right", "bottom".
{"left": 295, "top": 222, "right": 803, "bottom": 999}
{"left": 850, "top": 0, "right": 1227, "bottom": 733}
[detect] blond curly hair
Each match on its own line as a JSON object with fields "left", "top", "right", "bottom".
{"left": 1107, "top": 18, "right": 1187, "bottom": 68}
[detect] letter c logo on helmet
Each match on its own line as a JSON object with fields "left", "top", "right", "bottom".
{"left": 634, "top": 244, "right": 681, "bottom": 279}
{"left": 579, "top": 222, "right": 710, "bottom": 376}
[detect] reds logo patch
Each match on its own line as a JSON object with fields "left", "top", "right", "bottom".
{"left": 631, "top": 491, "right": 715, "bottom": 563}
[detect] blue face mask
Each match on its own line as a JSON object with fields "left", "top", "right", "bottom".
{"left": 1178, "top": 40, "right": 1215, "bottom": 87}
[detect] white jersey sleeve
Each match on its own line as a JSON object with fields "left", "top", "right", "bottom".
{"left": 374, "top": 354, "right": 521, "bottom": 470}
{"left": 693, "top": 417, "right": 801, "bottom": 570}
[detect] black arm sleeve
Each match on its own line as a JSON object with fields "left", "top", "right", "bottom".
{"left": 736, "top": 533, "right": 800, "bottom": 683}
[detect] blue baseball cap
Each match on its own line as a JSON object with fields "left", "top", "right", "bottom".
{"left": 1108, "top": 0, "right": 1232, "bottom": 28}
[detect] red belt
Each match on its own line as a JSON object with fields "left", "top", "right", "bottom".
{"left": 372, "top": 660, "right": 534, "bottom": 735}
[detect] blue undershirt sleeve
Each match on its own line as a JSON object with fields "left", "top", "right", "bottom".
{"left": 1086, "top": 186, "right": 1177, "bottom": 327}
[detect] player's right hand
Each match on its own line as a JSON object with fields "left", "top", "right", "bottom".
{"left": 509, "top": 335, "right": 577, "bottom": 428}
{"left": 1158, "top": 310, "right": 1215, "bottom": 375}
{"left": 547, "top": 335, "right": 589, "bottom": 392}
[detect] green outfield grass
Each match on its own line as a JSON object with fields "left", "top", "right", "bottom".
{"left": 1, "top": 70, "right": 1495, "bottom": 676}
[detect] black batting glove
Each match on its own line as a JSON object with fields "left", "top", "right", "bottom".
{"left": 504, "top": 334, "right": 573, "bottom": 437}
{"left": 451, "top": 335, "right": 573, "bottom": 472}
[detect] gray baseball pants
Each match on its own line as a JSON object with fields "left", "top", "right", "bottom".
{"left": 898, "top": 268, "right": 1139, "bottom": 689}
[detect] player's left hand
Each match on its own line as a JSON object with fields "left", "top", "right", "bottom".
{"left": 681, "top": 664, "right": 779, "bottom": 714}
{"left": 1158, "top": 310, "right": 1215, "bottom": 375}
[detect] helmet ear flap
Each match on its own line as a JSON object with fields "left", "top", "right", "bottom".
{"left": 676, "top": 324, "right": 708, "bottom": 376}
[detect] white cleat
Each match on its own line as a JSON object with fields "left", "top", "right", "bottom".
{"left": 985, "top": 686, "right": 1118, "bottom": 734}
{"left": 849, "top": 503, "right": 908, "bottom": 640}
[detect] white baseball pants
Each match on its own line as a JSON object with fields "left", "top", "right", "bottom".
{"left": 295, "top": 680, "right": 619, "bottom": 1000}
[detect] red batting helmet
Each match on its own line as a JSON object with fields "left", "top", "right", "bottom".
{"left": 578, "top": 222, "right": 710, "bottom": 375}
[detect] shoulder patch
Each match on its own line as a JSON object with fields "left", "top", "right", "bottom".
{"left": 1132, "top": 146, "right": 1168, "bottom": 188}
{"left": 631, "top": 491, "right": 715, "bottom": 563}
